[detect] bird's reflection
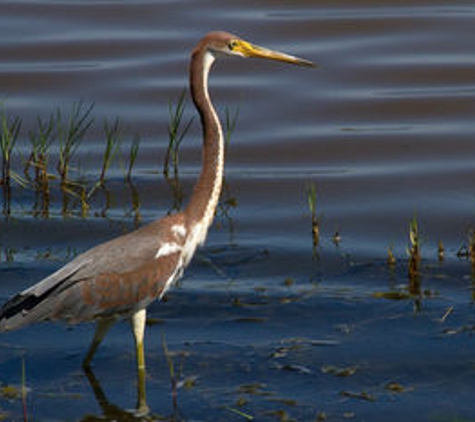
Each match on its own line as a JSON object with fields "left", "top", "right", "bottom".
{"left": 80, "top": 365, "right": 184, "bottom": 422}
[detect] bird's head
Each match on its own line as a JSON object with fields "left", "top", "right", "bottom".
{"left": 195, "top": 31, "right": 315, "bottom": 68}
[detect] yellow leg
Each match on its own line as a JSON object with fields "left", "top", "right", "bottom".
{"left": 83, "top": 317, "right": 116, "bottom": 368}
{"left": 130, "top": 308, "right": 149, "bottom": 415}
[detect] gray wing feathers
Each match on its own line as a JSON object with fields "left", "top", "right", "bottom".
{"left": 0, "top": 218, "right": 177, "bottom": 332}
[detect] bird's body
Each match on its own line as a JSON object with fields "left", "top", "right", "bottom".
{"left": 0, "top": 32, "right": 313, "bottom": 411}
{"left": 1, "top": 214, "right": 188, "bottom": 327}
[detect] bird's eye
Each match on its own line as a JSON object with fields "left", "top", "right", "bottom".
{"left": 228, "top": 40, "right": 238, "bottom": 51}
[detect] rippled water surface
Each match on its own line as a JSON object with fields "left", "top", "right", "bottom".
{"left": 1, "top": 1, "right": 475, "bottom": 421}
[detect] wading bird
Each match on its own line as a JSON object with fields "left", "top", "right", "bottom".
{"left": 0, "top": 31, "right": 313, "bottom": 411}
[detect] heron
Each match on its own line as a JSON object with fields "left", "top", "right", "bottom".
{"left": 0, "top": 31, "right": 313, "bottom": 410}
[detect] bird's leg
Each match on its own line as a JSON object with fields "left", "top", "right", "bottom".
{"left": 130, "top": 308, "right": 149, "bottom": 415}
{"left": 82, "top": 317, "right": 116, "bottom": 368}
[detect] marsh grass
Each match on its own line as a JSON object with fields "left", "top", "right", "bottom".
{"left": 99, "top": 118, "right": 122, "bottom": 186}
{"left": 162, "top": 90, "right": 194, "bottom": 211}
{"left": 224, "top": 105, "right": 239, "bottom": 147}
{"left": 25, "top": 115, "right": 55, "bottom": 183}
{"left": 125, "top": 182, "right": 141, "bottom": 227}
{"left": 164, "top": 89, "right": 193, "bottom": 179}
{"left": 407, "top": 215, "right": 422, "bottom": 309}
{"left": 0, "top": 102, "right": 137, "bottom": 217}
{"left": 85, "top": 118, "right": 123, "bottom": 217}
{"left": 26, "top": 115, "right": 56, "bottom": 216}
{"left": 0, "top": 110, "right": 23, "bottom": 215}
{"left": 56, "top": 101, "right": 94, "bottom": 188}
{"left": 307, "top": 184, "right": 320, "bottom": 249}
{"left": 0, "top": 94, "right": 241, "bottom": 218}
{"left": 408, "top": 216, "right": 421, "bottom": 277}
{"left": 0, "top": 112, "right": 21, "bottom": 186}
{"left": 125, "top": 135, "right": 140, "bottom": 182}
{"left": 438, "top": 240, "right": 444, "bottom": 261}
{"left": 387, "top": 246, "right": 396, "bottom": 268}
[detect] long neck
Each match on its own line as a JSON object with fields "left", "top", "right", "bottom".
{"left": 184, "top": 49, "right": 224, "bottom": 238}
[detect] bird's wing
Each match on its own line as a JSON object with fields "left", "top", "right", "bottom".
{"left": 0, "top": 256, "right": 91, "bottom": 331}
{"left": 0, "top": 215, "right": 186, "bottom": 331}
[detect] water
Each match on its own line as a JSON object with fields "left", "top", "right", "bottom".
{"left": 1, "top": 1, "right": 475, "bottom": 420}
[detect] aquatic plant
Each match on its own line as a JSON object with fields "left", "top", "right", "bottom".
{"left": 99, "top": 117, "right": 122, "bottom": 186}
{"left": 408, "top": 215, "right": 420, "bottom": 275}
{"left": 56, "top": 101, "right": 94, "bottom": 188}
{"left": 26, "top": 115, "right": 57, "bottom": 216}
{"left": 438, "top": 240, "right": 444, "bottom": 261}
{"left": 224, "top": 104, "right": 240, "bottom": 147}
{"left": 125, "top": 135, "right": 140, "bottom": 182}
{"left": 25, "top": 115, "right": 55, "bottom": 185}
{"left": 164, "top": 89, "right": 194, "bottom": 178}
{"left": 0, "top": 110, "right": 23, "bottom": 215}
{"left": 407, "top": 215, "right": 422, "bottom": 308}
{"left": 0, "top": 97, "right": 241, "bottom": 219}
{"left": 226, "top": 406, "right": 254, "bottom": 420}
{"left": 307, "top": 183, "right": 320, "bottom": 248}
{"left": 161, "top": 333, "right": 195, "bottom": 413}
{"left": 0, "top": 111, "right": 21, "bottom": 186}
{"left": 387, "top": 246, "right": 396, "bottom": 268}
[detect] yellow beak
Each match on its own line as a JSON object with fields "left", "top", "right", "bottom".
{"left": 234, "top": 40, "right": 316, "bottom": 68}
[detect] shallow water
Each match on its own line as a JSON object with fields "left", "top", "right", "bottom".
{"left": 1, "top": 1, "right": 475, "bottom": 421}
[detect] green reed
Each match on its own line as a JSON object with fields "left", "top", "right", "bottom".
{"left": 126, "top": 135, "right": 140, "bottom": 182}
{"left": 164, "top": 89, "right": 194, "bottom": 178}
{"left": 26, "top": 115, "right": 56, "bottom": 215}
{"left": 0, "top": 95, "right": 239, "bottom": 219}
{"left": 25, "top": 115, "right": 55, "bottom": 182}
{"left": 99, "top": 118, "right": 122, "bottom": 186}
{"left": 224, "top": 105, "right": 239, "bottom": 147}
{"left": 0, "top": 110, "right": 23, "bottom": 215}
{"left": 56, "top": 101, "right": 94, "bottom": 187}
{"left": 0, "top": 111, "right": 21, "bottom": 186}
{"left": 0, "top": 103, "right": 141, "bottom": 217}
